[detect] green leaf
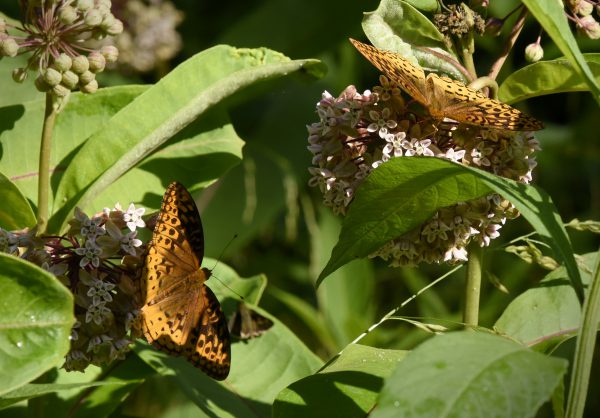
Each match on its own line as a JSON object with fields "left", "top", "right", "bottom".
{"left": 0, "top": 172, "right": 36, "bottom": 229}
{"left": 499, "top": 54, "right": 600, "bottom": 103}
{"left": 522, "top": 0, "right": 600, "bottom": 105}
{"left": 0, "top": 382, "right": 122, "bottom": 410}
{"left": 361, "top": 0, "right": 465, "bottom": 82}
{"left": 494, "top": 253, "right": 597, "bottom": 351}
{"left": 68, "top": 355, "right": 153, "bottom": 418}
{"left": 273, "top": 344, "right": 407, "bottom": 418}
{"left": 0, "top": 53, "right": 40, "bottom": 107}
{"left": 318, "top": 158, "right": 492, "bottom": 284}
{"left": 134, "top": 263, "right": 322, "bottom": 418}
{"left": 312, "top": 208, "right": 376, "bottom": 348}
{"left": 318, "top": 158, "right": 584, "bottom": 301}
{"left": 495, "top": 273, "right": 576, "bottom": 350}
{"left": 0, "top": 254, "right": 74, "bottom": 396}
{"left": 372, "top": 331, "right": 568, "bottom": 418}
{"left": 50, "top": 46, "right": 323, "bottom": 232}
{"left": 0, "top": 86, "right": 146, "bottom": 217}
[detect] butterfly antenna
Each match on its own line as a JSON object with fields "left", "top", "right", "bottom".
{"left": 211, "top": 233, "right": 238, "bottom": 271}
{"left": 208, "top": 234, "right": 244, "bottom": 299}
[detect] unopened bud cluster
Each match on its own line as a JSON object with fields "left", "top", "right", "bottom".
{"left": 567, "top": 0, "right": 600, "bottom": 39}
{"left": 307, "top": 79, "right": 540, "bottom": 266}
{"left": 108, "top": 0, "right": 184, "bottom": 73}
{"left": 434, "top": 3, "right": 485, "bottom": 38}
{"left": 1, "top": 0, "right": 122, "bottom": 97}
{"left": 0, "top": 202, "right": 149, "bottom": 372}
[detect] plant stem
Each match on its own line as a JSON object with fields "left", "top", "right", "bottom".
{"left": 468, "top": 76, "right": 500, "bottom": 99}
{"left": 565, "top": 250, "right": 600, "bottom": 418}
{"left": 488, "top": 6, "right": 528, "bottom": 81}
{"left": 37, "top": 93, "right": 57, "bottom": 235}
{"left": 463, "top": 242, "right": 483, "bottom": 328}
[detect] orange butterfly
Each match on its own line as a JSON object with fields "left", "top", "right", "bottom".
{"left": 350, "top": 38, "right": 543, "bottom": 131}
{"left": 139, "top": 182, "right": 231, "bottom": 380}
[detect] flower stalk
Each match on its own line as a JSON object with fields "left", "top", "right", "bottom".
{"left": 463, "top": 241, "right": 483, "bottom": 328}
{"left": 37, "top": 93, "right": 58, "bottom": 235}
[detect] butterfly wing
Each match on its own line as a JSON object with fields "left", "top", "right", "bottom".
{"left": 228, "top": 302, "right": 274, "bottom": 340}
{"left": 140, "top": 182, "right": 231, "bottom": 380}
{"left": 350, "top": 38, "right": 429, "bottom": 106}
{"left": 427, "top": 74, "right": 544, "bottom": 131}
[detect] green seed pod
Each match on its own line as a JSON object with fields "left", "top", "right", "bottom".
{"left": 80, "top": 79, "right": 98, "bottom": 94}
{"left": 72, "top": 55, "right": 90, "bottom": 73}
{"left": 59, "top": 5, "right": 78, "bottom": 25}
{"left": 61, "top": 70, "right": 79, "bottom": 89}
{"left": 53, "top": 53, "right": 73, "bottom": 72}
{"left": 43, "top": 67, "right": 62, "bottom": 86}
{"left": 88, "top": 51, "right": 106, "bottom": 73}
{"left": 78, "top": 70, "right": 95, "bottom": 85}
{"left": 84, "top": 9, "right": 103, "bottom": 27}
{"left": 0, "top": 37, "right": 19, "bottom": 57}
{"left": 12, "top": 67, "right": 28, "bottom": 83}
{"left": 100, "top": 45, "right": 119, "bottom": 63}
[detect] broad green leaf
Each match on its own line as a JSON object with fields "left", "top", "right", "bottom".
{"left": 0, "top": 382, "right": 122, "bottom": 410}
{"left": 499, "top": 54, "right": 600, "bottom": 103}
{"left": 494, "top": 253, "right": 597, "bottom": 351}
{"left": 134, "top": 263, "right": 322, "bottom": 418}
{"left": 273, "top": 344, "right": 407, "bottom": 418}
{"left": 0, "top": 172, "right": 35, "bottom": 229}
{"left": 268, "top": 286, "right": 338, "bottom": 353}
{"left": 318, "top": 158, "right": 583, "bottom": 301}
{"left": 50, "top": 46, "right": 324, "bottom": 232}
{"left": 0, "top": 54, "right": 40, "bottom": 107}
{"left": 372, "top": 331, "right": 567, "bottom": 418}
{"left": 318, "top": 158, "right": 492, "bottom": 284}
{"left": 361, "top": 0, "right": 465, "bottom": 82}
{"left": 0, "top": 86, "right": 146, "bottom": 216}
{"left": 68, "top": 355, "right": 153, "bottom": 418}
{"left": 313, "top": 208, "right": 376, "bottom": 348}
{"left": 522, "top": 0, "right": 600, "bottom": 105}
{"left": 403, "top": 0, "right": 440, "bottom": 13}
{"left": 0, "top": 254, "right": 74, "bottom": 396}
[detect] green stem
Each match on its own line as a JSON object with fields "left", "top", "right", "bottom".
{"left": 468, "top": 76, "right": 500, "bottom": 99}
{"left": 565, "top": 249, "right": 600, "bottom": 418}
{"left": 37, "top": 93, "right": 58, "bottom": 235}
{"left": 463, "top": 242, "right": 483, "bottom": 328}
{"left": 488, "top": 6, "right": 528, "bottom": 81}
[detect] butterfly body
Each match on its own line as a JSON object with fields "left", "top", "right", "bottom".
{"left": 349, "top": 38, "right": 543, "bottom": 131}
{"left": 139, "top": 182, "right": 231, "bottom": 380}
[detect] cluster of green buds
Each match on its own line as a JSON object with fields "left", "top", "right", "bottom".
{"left": 0, "top": 202, "right": 148, "bottom": 371}
{"left": 567, "top": 0, "right": 600, "bottom": 39}
{"left": 108, "top": 0, "right": 184, "bottom": 73}
{"left": 307, "top": 80, "right": 540, "bottom": 267}
{"left": 1, "top": 0, "right": 122, "bottom": 98}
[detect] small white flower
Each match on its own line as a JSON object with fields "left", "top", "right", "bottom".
{"left": 75, "top": 240, "right": 102, "bottom": 268}
{"left": 120, "top": 230, "right": 142, "bottom": 256}
{"left": 442, "top": 148, "right": 466, "bottom": 162}
{"left": 444, "top": 246, "right": 469, "bottom": 262}
{"left": 85, "top": 301, "right": 111, "bottom": 325}
{"left": 382, "top": 131, "right": 406, "bottom": 158}
{"left": 123, "top": 203, "right": 145, "bottom": 231}
{"left": 367, "top": 108, "right": 397, "bottom": 138}
{"left": 402, "top": 138, "right": 434, "bottom": 157}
